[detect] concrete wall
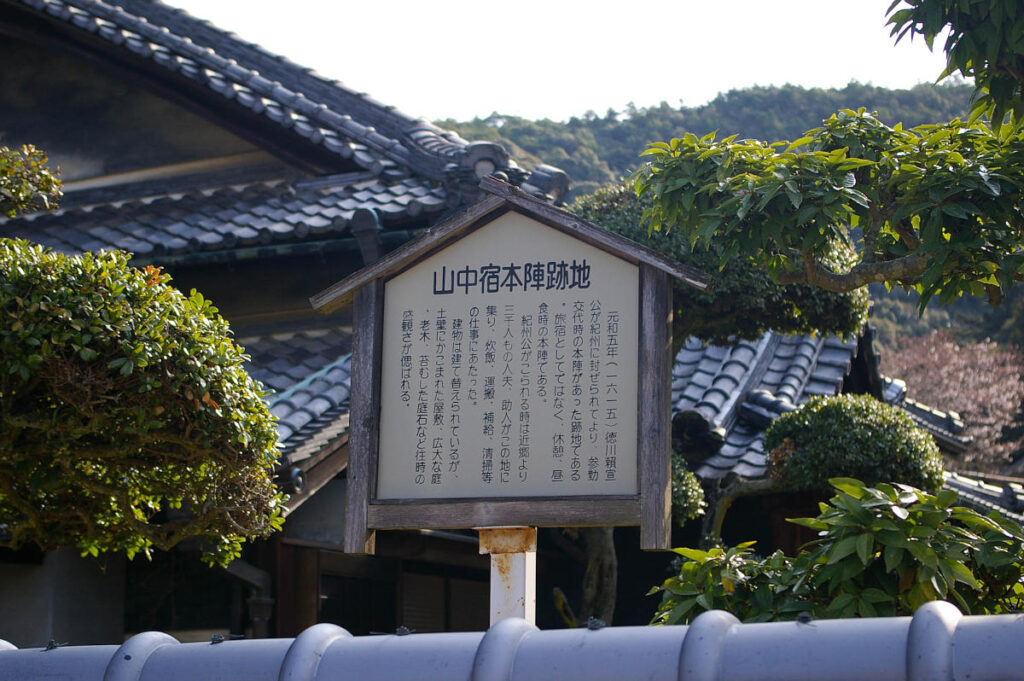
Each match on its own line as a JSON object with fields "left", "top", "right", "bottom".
{"left": 0, "top": 549, "right": 124, "bottom": 648}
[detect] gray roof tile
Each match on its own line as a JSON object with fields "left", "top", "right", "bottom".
{"left": 239, "top": 326, "right": 352, "bottom": 461}
{"left": 945, "top": 472, "right": 1024, "bottom": 524}
{"left": 2, "top": 178, "right": 448, "bottom": 258}
{"left": 731, "top": 460, "right": 766, "bottom": 479}
{"left": 281, "top": 410, "right": 314, "bottom": 432}
{"left": 678, "top": 331, "right": 970, "bottom": 481}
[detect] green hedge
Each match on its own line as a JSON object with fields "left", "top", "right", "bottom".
{"left": 671, "top": 459, "right": 706, "bottom": 522}
{"left": 0, "top": 239, "right": 283, "bottom": 564}
{"left": 765, "top": 394, "right": 943, "bottom": 492}
{"left": 651, "top": 479, "right": 1024, "bottom": 624}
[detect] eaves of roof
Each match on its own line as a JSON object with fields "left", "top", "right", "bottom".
{"left": 945, "top": 471, "right": 1024, "bottom": 525}
{"left": 900, "top": 396, "right": 971, "bottom": 455}
{"left": 240, "top": 325, "right": 352, "bottom": 462}
{"left": 0, "top": 174, "right": 448, "bottom": 260}
{"left": 239, "top": 325, "right": 354, "bottom": 513}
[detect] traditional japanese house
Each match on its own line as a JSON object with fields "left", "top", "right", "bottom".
{"left": 0, "top": 0, "right": 1008, "bottom": 649}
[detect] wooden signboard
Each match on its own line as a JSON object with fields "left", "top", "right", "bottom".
{"left": 311, "top": 177, "right": 709, "bottom": 554}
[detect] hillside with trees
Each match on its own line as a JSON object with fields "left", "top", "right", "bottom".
{"left": 439, "top": 80, "right": 974, "bottom": 198}
{"left": 440, "top": 80, "right": 1024, "bottom": 346}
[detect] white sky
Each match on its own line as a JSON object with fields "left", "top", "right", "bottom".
{"left": 166, "top": 0, "right": 953, "bottom": 123}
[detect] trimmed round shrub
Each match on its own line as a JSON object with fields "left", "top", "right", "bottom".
{"left": 0, "top": 239, "right": 284, "bottom": 564}
{"left": 765, "top": 394, "right": 943, "bottom": 492}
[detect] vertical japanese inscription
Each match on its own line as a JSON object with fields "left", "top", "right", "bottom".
{"left": 379, "top": 213, "right": 638, "bottom": 499}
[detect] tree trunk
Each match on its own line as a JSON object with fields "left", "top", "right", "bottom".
{"left": 578, "top": 526, "right": 617, "bottom": 624}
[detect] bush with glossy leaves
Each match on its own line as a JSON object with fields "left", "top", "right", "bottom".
{"left": 0, "top": 145, "right": 60, "bottom": 218}
{"left": 671, "top": 460, "right": 706, "bottom": 522}
{"left": 650, "top": 479, "right": 1024, "bottom": 624}
{"left": 0, "top": 239, "right": 284, "bottom": 565}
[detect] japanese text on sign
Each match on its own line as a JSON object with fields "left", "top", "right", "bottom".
{"left": 379, "top": 212, "right": 638, "bottom": 500}
{"left": 432, "top": 259, "right": 591, "bottom": 294}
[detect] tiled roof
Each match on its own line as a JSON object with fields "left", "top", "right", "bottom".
{"left": 671, "top": 331, "right": 975, "bottom": 482}
{"left": 6, "top": 0, "right": 516, "bottom": 184}
{"left": 250, "top": 326, "right": 858, "bottom": 482}
{"left": 945, "top": 471, "right": 1024, "bottom": 524}
{"left": 239, "top": 324, "right": 998, "bottom": 520}
{"left": 878, "top": 377, "right": 971, "bottom": 455}
{"left": 1, "top": 0, "right": 572, "bottom": 256}
{"left": 899, "top": 396, "right": 970, "bottom": 455}
{"left": 672, "top": 332, "right": 857, "bottom": 480}
{"left": 2, "top": 175, "right": 447, "bottom": 258}
{"left": 238, "top": 326, "right": 351, "bottom": 462}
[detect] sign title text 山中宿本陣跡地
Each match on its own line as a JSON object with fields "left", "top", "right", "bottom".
{"left": 432, "top": 260, "right": 591, "bottom": 295}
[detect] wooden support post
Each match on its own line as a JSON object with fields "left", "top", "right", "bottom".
{"left": 345, "top": 280, "right": 383, "bottom": 555}
{"left": 639, "top": 264, "right": 673, "bottom": 550}
{"left": 478, "top": 527, "right": 537, "bottom": 625}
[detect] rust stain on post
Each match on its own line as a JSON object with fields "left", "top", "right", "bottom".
{"left": 478, "top": 527, "right": 537, "bottom": 554}
{"left": 493, "top": 554, "right": 515, "bottom": 584}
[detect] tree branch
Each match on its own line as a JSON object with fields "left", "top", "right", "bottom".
{"left": 861, "top": 205, "right": 890, "bottom": 265}
{"left": 776, "top": 250, "right": 931, "bottom": 292}
{"left": 701, "top": 477, "right": 780, "bottom": 546}
{"left": 891, "top": 219, "right": 923, "bottom": 251}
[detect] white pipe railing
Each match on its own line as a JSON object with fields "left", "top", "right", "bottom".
{"left": 1, "top": 601, "right": 1022, "bottom": 681}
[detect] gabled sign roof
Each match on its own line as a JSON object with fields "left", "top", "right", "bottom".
{"left": 311, "top": 176, "right": 712, "bottom": 313}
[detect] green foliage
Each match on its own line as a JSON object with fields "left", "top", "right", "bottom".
{"left": 636, "top": 109, "right": 1024, "bottom": 306}
{"left": 636, "top": 3, "right": 1024, "bottom": 306}
{"left": 0, "top": 239, "right": 285, "bottom": 565}
{"left": 888, "top": 0, "right": 1024, "bottom": 131}
{"left": 438, "top": 81, "right": 973, "bottom": 200}
{"left": 0, "top": 145, "right": 61, "bottom": 218}
{"left": 649, "top": 542, "right": 807, "bottom": 624}
{"left": 651, "top": 479, "right": 1024, "bottom": 624}
{"left": 570, "top": 183, "right": 868, "bottom": 345}
{"left": 657, "top": 81, "right": 973, "bottom": 151}
{"left": 765, "top": 394, "right": 944, "bottom": 492}
{"left": 671, "top": 461, "right": 706, "bottom": 522}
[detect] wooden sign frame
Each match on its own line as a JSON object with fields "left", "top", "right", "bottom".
{"left": 311, "top": 177, "right": 710, "bottom": 554}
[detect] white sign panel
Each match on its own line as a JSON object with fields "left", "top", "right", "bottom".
{"left": 378, "top": 212, "right": 639, "bottom": 499}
